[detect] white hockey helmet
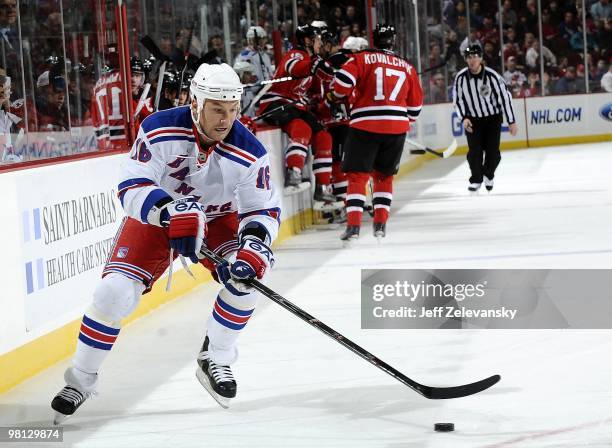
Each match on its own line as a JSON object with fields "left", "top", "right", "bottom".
{"left": 246, "top": 26, "right": 267, "bottom": 41}
{"left": 190, "top": 63, "right": 243, "bottom": 108}
{"left": 233, "top": 60, "right": 255, "bottom": 75}
{"left": 342, "top": 36, "right": 359, "bottom": 51}
{"left": 190, "top": 63, "right": 243, "bottom": 133}
{"left": 311, "top": 20, "right": 328, "bottom": 31}
{"left": 343, "top": 36, "right": 368, "bottom": 51}
{"left": 355, "top": 37, "right": 369, "bottom": 51}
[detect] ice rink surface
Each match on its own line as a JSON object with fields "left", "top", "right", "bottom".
{"left": 2, "top": 142, "right": 612, "bottom": 447}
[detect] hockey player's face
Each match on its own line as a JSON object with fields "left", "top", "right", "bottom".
{"left": 131, "top": 73, "right": 144, "bottom": 91}
{"left": 200, "top": 100, "right": 239, "bottom": 141}
{"left": 313, "top": 36, "right": 322, "bottom": 55}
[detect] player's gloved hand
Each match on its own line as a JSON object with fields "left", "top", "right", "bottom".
{"left": 148, "top": 197, "right": 206, "bottom": 263}
{"left": 215, "top": 236, "right": 275, "bottom": 295}
{"left": 239, "top": 115, "right": 257, "bottom": 134}
{"left": 312, "top": 58, "right": 334, "bottom": 76}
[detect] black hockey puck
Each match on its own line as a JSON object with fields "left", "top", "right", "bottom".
{"left": 434, "top": 423, "right": 455, "bottom": 432}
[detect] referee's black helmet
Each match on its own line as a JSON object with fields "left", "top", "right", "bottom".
{"left": 464, "top": 43, "right": 483, "bottom": 58}
{"left": 373, "top": 24, "right": 396, "bottom": 49}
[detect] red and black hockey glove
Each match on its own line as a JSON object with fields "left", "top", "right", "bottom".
{"left": 153, "top": 198, "right": 207, "bottom": 263}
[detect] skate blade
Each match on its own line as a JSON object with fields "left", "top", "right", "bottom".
{"left": 196, "top": 368, "right": 231, "bottom": 409}
{"left": 311, "top": 219, "right": 341, "bottom": 229}
{"left": 313, "top": 201, "right": 344, "bottom": 212}
{"left": 283, "top": 182, "right": 311, "bottom": 196}
{"left": 374, "top": 233, "right": 385, "bottom": 243}
{"left": 341, "top": 237, "right": 358, "bottom": 248}
{"left": 53, "top": 411, "right": 69, "bottom": 426}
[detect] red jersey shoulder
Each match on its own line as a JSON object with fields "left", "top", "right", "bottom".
{"left": 355, "top": 50, "right": 415, "bottom": 73}
{"left": 341, "top": 50, "right": 423, "bottom": 134}
{"left": 285, "top": 48, "right": 308, "bottom": 60}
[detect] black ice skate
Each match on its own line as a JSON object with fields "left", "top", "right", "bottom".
{"left": 340, "top": 225, "right": 360, "bottom": 246}
{"left": 284, "top": 167, "right": 302, "bottom": 187}
{"left": 313, "top": 184, "right": 344, "bottom": 212}
{"left": 196, "top": 336, "right": 236, "bottom": 409}
{"left": 283, "top": 167, "right": 310, "bottom": 195}
{"left": 468, "top": 182, "right": 481, "bottom": 194}
{"left": 373, "top": 222, "right": 386, "bottom": 241}
{"left": 313, "top": 184, "right": 336, "bottom": 203}
{"left": 51, "top": 368, "right": 97, "bottom": 425}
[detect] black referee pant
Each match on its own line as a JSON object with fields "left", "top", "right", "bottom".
{"left": 465, "top": 114, "right": 502, "bottom": 184}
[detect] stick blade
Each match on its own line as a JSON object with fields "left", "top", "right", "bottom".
{"left": 140, "top": 35, "right": 170, "bottom": 62}
{"left": 442, "top": 139, "right": 458, "bottom": 158}
{"left": 422, "top": 374, "right": 501, "bottom": 399}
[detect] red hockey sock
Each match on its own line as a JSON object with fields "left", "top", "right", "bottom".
{"left": 283, "top": 118, "right": 311, "bottom": 171}
{"left": 286, "top": 152, "right": 306, "bottom": 171}
{"left": 312, "top": 130, "right": 332, "bottom": 185}
{"left": 372, "top": 171, "right": 393, "bottom": 224}
{"left": 346, "top": 172, "right": 370, "bottom": 227}
{"left": 331, "top": 161, "right": 347, "bottom": 200}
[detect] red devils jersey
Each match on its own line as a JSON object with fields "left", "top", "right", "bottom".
{"left": 331, "top": 50, "right": 423, "bottom": 134}
{"left": 258, "top": 47, "right": 313, "bottom": 113}
{"left": 132, "top": 93, "right": 153, "bottom": 130}
{"left": 315, "top": 51, "right": 351, "bottom": 126}
{"left": 91, "top": 71, "right": 128, "bottom": 150}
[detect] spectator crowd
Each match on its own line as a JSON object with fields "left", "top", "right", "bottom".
{"left": 0, "top": 0, "right": 610, "bottom": 164}
{"left": 426, "top": 0, "right": 611, "bottom": 100}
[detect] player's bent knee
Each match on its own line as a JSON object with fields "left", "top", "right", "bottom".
{"left": 284, "top": 118, "right": 312, "bottom": 146}
{"left": 93, "top": 273, "right": 147, "bottom": 322}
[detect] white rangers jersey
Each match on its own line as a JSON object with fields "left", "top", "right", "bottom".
{"left": 235, "top": 48, "right": 274, "bottom": 85}
{"left": 117, "top": 106, "right": 281, "bottom": 242}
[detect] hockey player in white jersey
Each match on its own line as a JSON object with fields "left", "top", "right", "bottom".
{"left": 233, "top": 60, "right": 257, "bottom": 116}
{"left": 50, "top": 63, "right": 281, "bottom": 422}
{"left": 235, "top": 26, "right": 273, "bottom": 86}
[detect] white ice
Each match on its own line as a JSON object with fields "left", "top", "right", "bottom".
{"left": 2, "top": 142, "right": 612, "bottom": 447}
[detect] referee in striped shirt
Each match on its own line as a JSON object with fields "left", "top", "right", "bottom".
{"left": 453, "top": 44, "right": 517, "bottom": 193}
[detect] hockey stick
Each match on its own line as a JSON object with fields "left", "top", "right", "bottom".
{"left": 154, "top": 61, "right": 167, "bottom": 111}
{"left": 133, "top": 83, "right": 151, "bottom": 117}
{"left": 251, "top": 99, "right": 300, "bottom": 121}
{"left": 242, "top": 75, "right": 308, "bottom": 90}
{"left": 200, "top": 247, "right": 501, "bottom": 399}
{"left": 140, "top": 35, "right": 170, "bottom": 62}
{"left": 417, "top": 61, "right": 447, "bottom": 75}
{"left": 140, "top": 35, "right": 169, "bottom": 111}
{"left": 407, "top": 138, "right": 458, "bottom": 159}
{"left": 175, "top": 21, "right": 197, "bottom": 107}
{"left": 240, "top": 81, "right": 272, "bottom": 115}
